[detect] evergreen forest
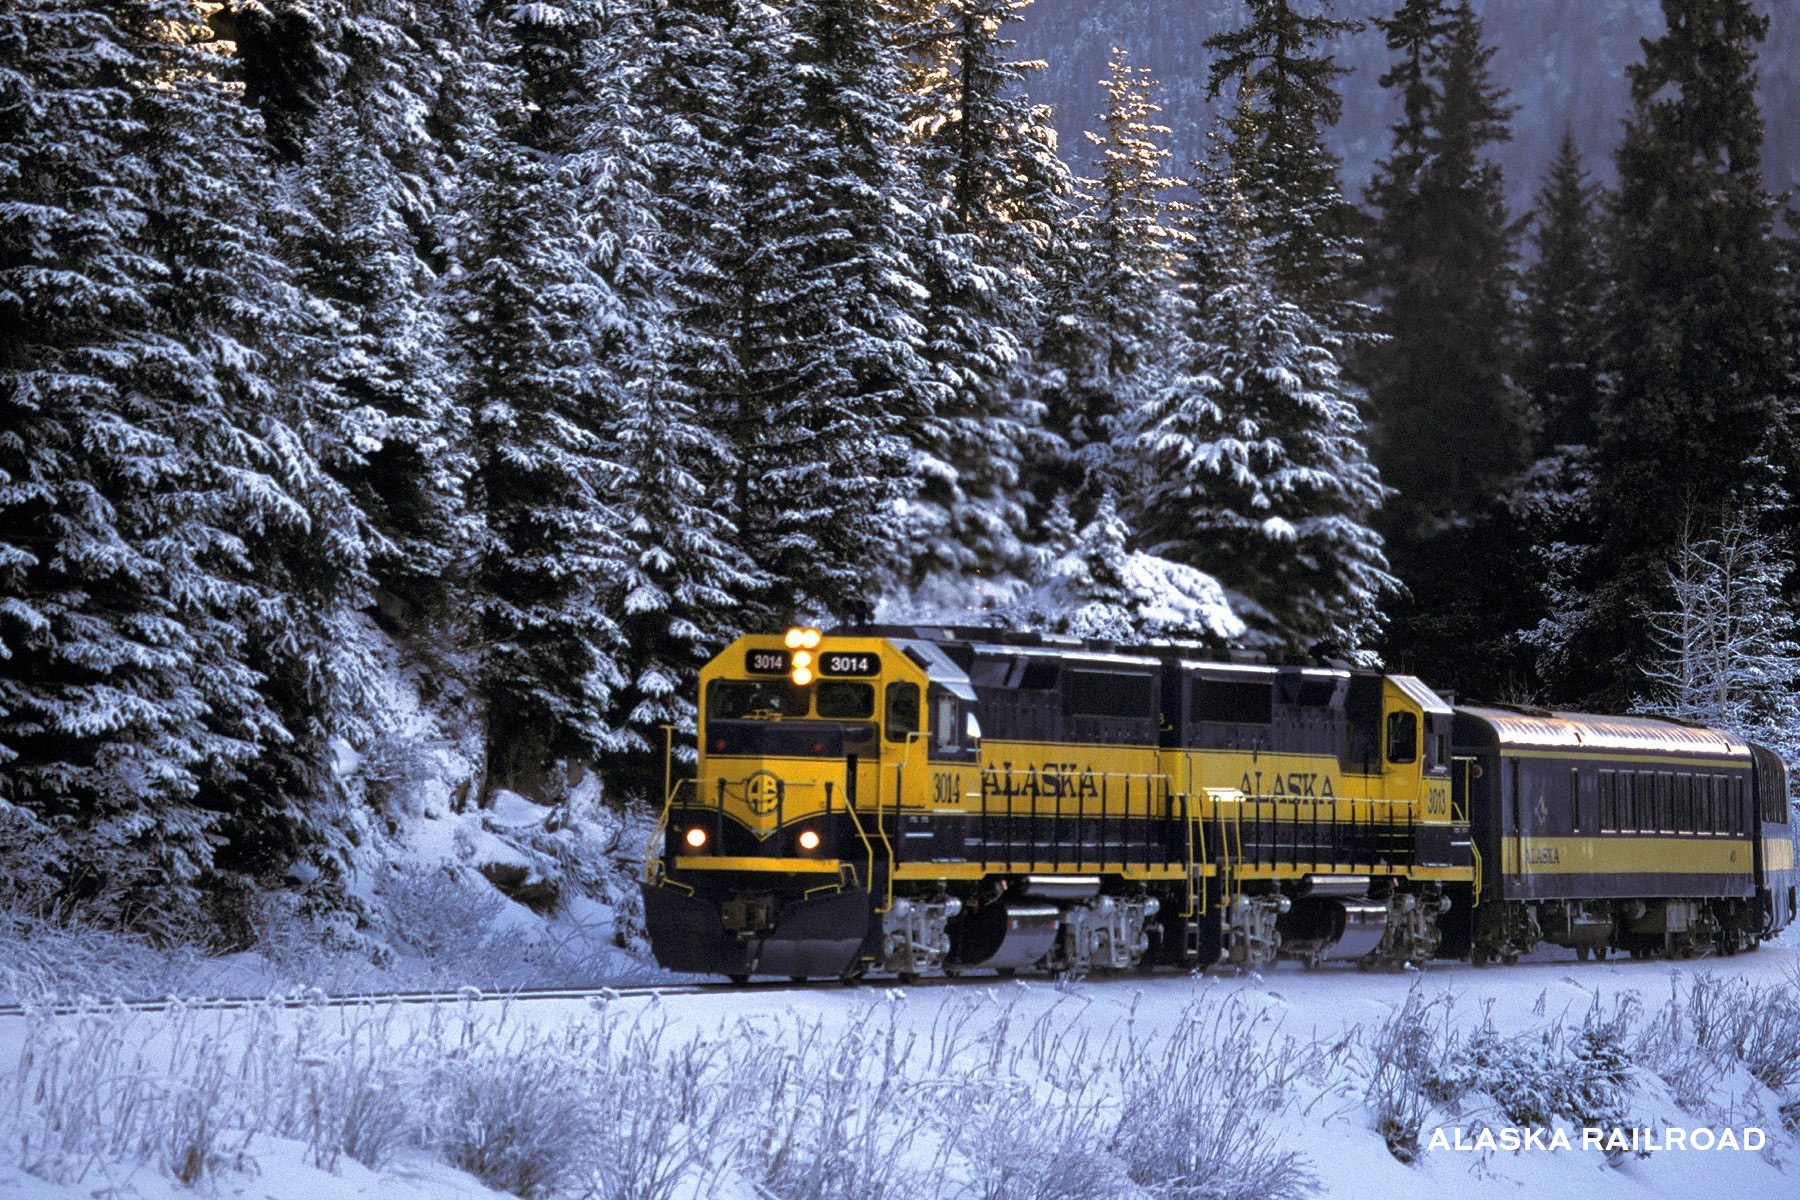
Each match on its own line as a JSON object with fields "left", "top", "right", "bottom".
{"left": 4, "top": 0, "right": 1798, "bottom": 935}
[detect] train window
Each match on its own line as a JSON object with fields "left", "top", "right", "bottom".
{"left": 884, "top": 682, "right": 920, "bottom": 743}
{"left": 1570, "top": 768, "right": 1581, "bottom": 833}
{"left": 1386, "top": 712, "right": 1417, "bottom": 764}
{"left": 817, "top": 681, "right": 875, "bottom": 720}
{"left": 1598, "top": 771, "right": 1614, "bottom": 831}
{"left": 934, "top": 691, "right": 960, "bottom": 751}
{"left": 1067, "top": 671, "right": 1155, "bottom": 719}
{"left": 1623, "top": 773, "right": 1638, "bottom": 831}
{"left": 1677, "top": 774, "right": 1692, "bottom": 832}
{"left": 1019, "top": 659, "right": 1060, "bottom": 690}
{"left": 707, "top": 679, "right": 810, "bottom": 720}
{"left": 1192, "top": 679, "right": 1273, "bottom": 724}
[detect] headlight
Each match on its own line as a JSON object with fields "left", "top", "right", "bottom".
{"left": 791, "top": 666, "right": 814, "bottom": 686}
{"left": 784, "top": 628, "right": 806, "bottom": 649}
{"left": 685, "top": 827, "right": 708, "bottom": 849}
{"left": 798, "top": 829, "right": 821, "bottom": 851}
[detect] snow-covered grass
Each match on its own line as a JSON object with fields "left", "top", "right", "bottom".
{"left": 0, "top": 909, "right": 205, "bottom": 1006}
{"left": 8, "top": 957, "right": 1798, "bottom": 1199}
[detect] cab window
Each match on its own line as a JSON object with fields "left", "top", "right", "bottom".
{"left": 707, "top": 679, "right": 809, "bottom": 720}
{"left": 884, "top": 682, "right": 920, "bottom": 742}
{"left": 934, "top": 691, "right": 961, "bottom": 752}
{"left": 817, "top": 681, "right": 875, "bottom": 720}
{"left": 1386, "top": 711, "right": 1417, "bottom": 764}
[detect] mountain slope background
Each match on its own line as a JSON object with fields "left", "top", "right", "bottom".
{"left": 1017, "top": 0, "right": 1799, "bottom": 212}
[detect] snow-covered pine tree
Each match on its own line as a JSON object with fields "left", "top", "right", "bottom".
{"left": 1032, "top": 46, "right": 1182, "bottom": 529}
{"left": 0, "top": 0, "right": 372, "bottom": 919}
{"left": 567, "top": 8, "right": 761, "bottom": 785}
{"left": 1519, "top": 129, "right": 1607, "bottom": 458}
{"left": 1008, "top": 491, "right": 1245, "bottom": 645}
{"left": 456, "top": 4, "right": 634, "bottom": 794}
{"left": 736, "top": 0, "right": 932, "bottom": 619}
{"left": 288, "top": 103, "right": 470, "bottom": 628}
{"left": 1361, "top": 0, "right": 1523, "bottom": 540}
{"left": 1553, "top": 0, "right": 1786, "bottom": 705}
{"left": 1203, "top": 0, "right": 1364, "bottom": 312}
{"left": 1137, "top": 132, "right": 1393, "bottom": 653}
{"left": 896, "top": 0, "right": 1071, "bottom": 583}
{"left": 633, "top": 0, "right": 769, "bottom": 632}
{"left": 1638, "top": 507, "right": 1800, "bottom": 767}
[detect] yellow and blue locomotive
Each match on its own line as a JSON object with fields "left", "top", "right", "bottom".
{"left": 640, "top": 626, "right": 1795, "bottom": 980}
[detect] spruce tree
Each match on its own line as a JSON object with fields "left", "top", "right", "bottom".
{"left": 1033, "top": 47, "right": 1181, "bottom": 527}
{"left": 1556, "top": 0, "right": 1785, "bottom": 704}
{"left": 1203, "top": 0, "right": 1363, "bottom": 309}
{"left": 289, "top": 104, "right": 469, "bottom": 627}
{"left": 581, "top": 5, "right": 760, "bottom": 779}
{"left": 1519, "top": 129, "right": 1607, "bottom": 456}
{"left": 739, "top": 0, "right": 932, "bottom": 618}
{"left": 1138, "top": 139, "right": 1393, "bottom": 651}
{"left": 897, "top": 0, "right": 1071, "bottom": 582}
{"left": 457, "top": 7, "right": 634, "bottom": 792}
{"left": 0, "top": 0, "right": 372, "bottom": 918}
{"left": 1362, "top": 0, "right": 1523, "bottom": 539}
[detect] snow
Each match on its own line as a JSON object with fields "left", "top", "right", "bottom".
{"left": 0, "top": 945, "right": 1793, "bottom": 1198}
{"left": 0, "top": 1142, "right": 514, "bottom": 1200}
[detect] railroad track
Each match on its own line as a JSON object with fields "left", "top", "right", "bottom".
{"left": 0, "top": 971, "right": 991, "bottom": 1018}
{"left": 0, "top": 943, "right": 1771, "bottom": 1018}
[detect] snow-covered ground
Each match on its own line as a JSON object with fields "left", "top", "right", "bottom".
{"left": 1, "top": 940, "right": 1795, "bottom": 1200}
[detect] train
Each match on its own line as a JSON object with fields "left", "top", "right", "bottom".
{"left": 640, "top": 625, "right": 1798, "bottom": 981}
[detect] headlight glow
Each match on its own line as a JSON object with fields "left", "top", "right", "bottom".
{"left": 783, "top": 628, "right": 805, "bottom": 649}
{"left": 791, "top": 666, "right": 814, "bottom": 686}
{"left": 685, "top": 827, "right": 708, "bottom": 849}
{"left": 799, "top": 628, "right": 822, "bottom": 649}
{"left": 792, "top": 650, "right": 812, "bottom": 668}
{"left": 798, "top": 829, "right": 821, "bottom": 851}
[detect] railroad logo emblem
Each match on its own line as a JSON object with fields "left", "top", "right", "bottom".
{"left": 744, "top": 771, "right": 783, "bottom": 816}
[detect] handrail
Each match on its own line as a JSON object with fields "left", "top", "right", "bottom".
{"left": 642, "top": 775, "right": 692, "bottom": 882}
{"left": 834, "top": 763, "right": 880, "bottom": 904}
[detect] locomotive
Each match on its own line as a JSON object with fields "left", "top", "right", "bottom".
{"left": 640, "top": 625, "right": 1797, "bottom": 981}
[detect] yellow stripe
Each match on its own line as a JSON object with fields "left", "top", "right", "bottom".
{"left": 1766, "top": 838, "right": 1796, "bottom": 871}
{"left": 675, "top": 856, "right": 843, "bottom": 874}
{"left": 892, "top": 862, "right": 1193, "bottom": 882}
{"left": 1502, "top": 836, "right": 1751, "bottom": 875}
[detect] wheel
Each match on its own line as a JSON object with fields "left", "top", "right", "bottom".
{"left": 1502, "top": 953, "right": 1519, "bottom": 966}
{"left": 839, "top": 963, "right": 868, "bottom": 986}
{"left": 1576, "top": 945, "right": 1590, "bottom": 962}
{"left": 896, "top": 971, "right": 920, "bottom": 984}
{"left": 728, "top": 973, "right": 751, "bottom": 985}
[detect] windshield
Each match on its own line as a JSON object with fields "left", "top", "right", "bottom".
{"left": 707, "top": 679, "right": 810, "bottom": 720}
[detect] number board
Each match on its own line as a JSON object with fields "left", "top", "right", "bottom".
{"left": 744, "top": 649, "right": 790, "bottom": 675}
{"left": 818, "top": 651, "right": 880, "bottom": 677}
